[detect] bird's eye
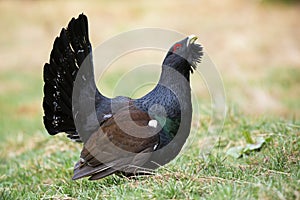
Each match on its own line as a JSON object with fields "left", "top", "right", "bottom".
{"left": 173, "top": 43, "right": 182, "bottom": 52}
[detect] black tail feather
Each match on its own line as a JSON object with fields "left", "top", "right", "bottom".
{"left": 43, "top": 14, "right": 92, "bottom": 141}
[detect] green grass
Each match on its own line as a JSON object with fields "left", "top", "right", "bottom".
{"left": 265, "top": 67, "right": 300, "bottom": 112}
{"left": 0, "top": 0, "right": 299, "bottom": 199}
{"left": 0, "top": 70, "right": 299, "bottom": 199}
{"left": 263, "top": 0, "right": 300, "bottom": 4}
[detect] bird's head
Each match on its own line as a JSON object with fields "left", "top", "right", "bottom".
{"left": 162, "top": 35, "right": 203, "bottom": 79}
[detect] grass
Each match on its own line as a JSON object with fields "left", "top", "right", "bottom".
{"left": 0, "top": 69, "right": 299, "bottom": 199}
{"left": 263, "top": 0, "right": 300, "bottom": 4}
{"left": 0, "top": 1, "right": 299, "bottom": 199}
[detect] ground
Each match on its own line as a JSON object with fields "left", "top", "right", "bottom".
{"left": 0, "top": 0, "right": 299, "bottom": 199}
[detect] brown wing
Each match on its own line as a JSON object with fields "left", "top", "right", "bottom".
{"left": 72, "top": 106, "right": 160, "bottom": 180}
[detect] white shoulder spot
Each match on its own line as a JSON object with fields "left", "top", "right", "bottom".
{"left": 103, "top": 114, "right": 112, "bottom": 120}
{"left": 148, "top": 119, "right": 158, "bottom": 128}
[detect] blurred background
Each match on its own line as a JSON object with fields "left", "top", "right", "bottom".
{"left": 0, "top": 0, "right": 299, "bottom": 147}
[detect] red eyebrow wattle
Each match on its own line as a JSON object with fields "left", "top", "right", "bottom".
{"left": 173, "top": 43, "right": 182, "bottom": 52}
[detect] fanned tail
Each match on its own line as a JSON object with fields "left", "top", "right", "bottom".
{"left": 43, "top": 14, "right": 93, "bottom": 142}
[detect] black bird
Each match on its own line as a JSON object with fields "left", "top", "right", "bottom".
{"left": 43, "top": 14, "right": 203, "bottom": 180}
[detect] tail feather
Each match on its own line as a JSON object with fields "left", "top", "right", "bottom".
{"left": 43, "top": 14, "right": 93, "bottom": 141}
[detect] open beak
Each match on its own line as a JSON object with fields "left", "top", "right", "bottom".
{"left": 187, "top": 35, "right": 198, "bottom": 47}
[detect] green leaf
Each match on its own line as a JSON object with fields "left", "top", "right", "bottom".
{"left": 226, "top": 146, "right": 244, "bottom": 158}
{"left": 227, "top": 137, "right": 267, "bottom": 158}
{"left": 243, "top": 137, "right": 266, "bottom": 154}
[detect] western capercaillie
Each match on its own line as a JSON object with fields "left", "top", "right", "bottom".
{"left": 43, "top": 14, "right": 203, "bottom": 180}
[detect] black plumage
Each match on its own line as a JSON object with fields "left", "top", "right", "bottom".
{"left": 43, "top": 14, "right": 203, "bottom": 180}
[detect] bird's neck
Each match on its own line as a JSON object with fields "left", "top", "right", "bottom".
{"left": 158, "top": 65, "right": 190, "bottom": 86}
{"left": 133, "top": 65, "right": 192, "bottom": 116}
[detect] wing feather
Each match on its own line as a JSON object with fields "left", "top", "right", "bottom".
{"left": 72, "top": 106, "right": 160, "bottom": 180}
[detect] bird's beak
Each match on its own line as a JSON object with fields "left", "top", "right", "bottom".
{"left": 187, "top": 35, "right": 198, "bottom": 47}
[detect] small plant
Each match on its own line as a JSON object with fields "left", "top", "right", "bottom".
{"left": 226, "top": 130, "right": 271, "bottom": 158}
